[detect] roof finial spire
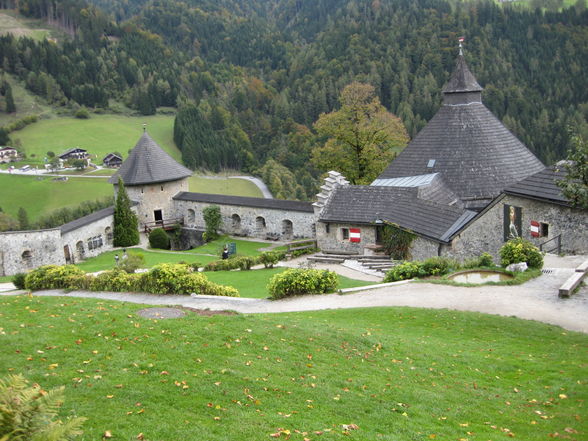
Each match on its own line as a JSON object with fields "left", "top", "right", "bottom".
{"left": 142, "top": 123, "right": 147, "bottom": 133}
{"left": 458, "top": 36, "right": 465, "bottom": 56}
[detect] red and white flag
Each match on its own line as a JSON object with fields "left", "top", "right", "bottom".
{"left": 349, "top": 228, "right": 361, "bottom": 243}
{"left": 530, "top": 220, "right": 540, "bottom": 237}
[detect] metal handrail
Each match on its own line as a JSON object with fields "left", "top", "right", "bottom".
{"left": 143, "top": 218, "right": 184, "bottom": 233}
{"left": 539, "top": 234, "right": 561, "bottom": 254}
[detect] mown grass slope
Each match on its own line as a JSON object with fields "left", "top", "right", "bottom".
{"left": 0, "top": 296, "right": 585, "bottom": 440}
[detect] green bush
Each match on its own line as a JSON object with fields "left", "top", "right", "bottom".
{"left": 90, "top": 270, "right": 141, "bottom": 292}
{"left": 203, "top": 255, "right": 257, "bottom": 272}
{"left": 421, "top": 257, "right": 453, "bottom": 276}
{"left": 258, "top": 251, "right": 281, "bottom": 268}
{"left": 12, "top": 272, "right": 26, "bottom": 289}
{"left": 291, "top": 247, "right": 318, "bottom": 258}
{"left": 139, "top": 263, "right": 191, "bottom": 294}
{"left": 268, "top": 268, "right": 338, "bottom": 299}
{"left": 235, "top": 256, "right": 255, "bottom": 270}
{"left": 75, "top": 107, "right": 90, "bottom": 119}
{"left": 499, "top": 238, "right": 544, "bottom": 269}
{"left": 0, "top": 374, "right": 86, "bottom": 440}
{"left": 149, "top": 228, "right": 170, "bottom": 250}
{"left": 119, "top": 252, "right": 145, "bottom": 273}
{"left": 24, "top": 265, "right": 86, "bottom": 290}
{"left": 463, "top": 252, "right": 495, "bottom": 269}
{"left": 383, "top": 261, "right": 425, "bottom": 282}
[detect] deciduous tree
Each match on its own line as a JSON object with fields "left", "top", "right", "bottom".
{"left": 557, "top": 133, "right": 588, "bottom": 209}
{"left": 312, "top": 82, "right": 408, "bottom": 185}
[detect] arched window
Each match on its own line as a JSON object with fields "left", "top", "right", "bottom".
{"left": 281, "top": 219, "right": 293, "bottom": 240}
{"left": 105, "top": 226, "right": 113, "bottom": 244}
{"left": 21, "top": 250, "right": 32, "bottom": 260}
{"left": 187, "top": 209, "right": 196, "bottom": 227}
{"left": 255, "top": 216, "right": 266, "bottom": 237}
{"left": 231, "top": 214, "right": 241, "bottom": 232}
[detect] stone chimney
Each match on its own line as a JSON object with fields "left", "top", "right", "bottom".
{"left": 312, "top": 171, "right": 349, "bottom": 217}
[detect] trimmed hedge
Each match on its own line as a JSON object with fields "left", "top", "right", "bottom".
{"left": 23, "top": 264, "right": 239, "bottom": 297}
{"left": 148, "top": 228, "right": 170, "bottom": 250}
{"left": 267, "top": 268, "right": 338, "bottom": 299}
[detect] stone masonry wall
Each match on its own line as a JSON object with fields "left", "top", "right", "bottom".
{"left": 119, "top": 178, "right": 189, "bottom": 227}
{"left": 173, "top": 200, "right": 315, "bottom": 240}
{"left": 0, "top": 229, "right": 64, "bottom": 276}
{"left": 61, "top": 214, "right": 115, "bottom": 263}
{"left": 445, "top": 195, "right": 588, "bottom": 261}
{"left": 315, "top": 222, "right": 377, "bottom": 255}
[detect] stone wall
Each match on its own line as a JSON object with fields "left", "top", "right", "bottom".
{"left": 173, "top": 200, "right": 315, "bottom": 240}
{"left": 61, "top": 214, "right": 115, "bottom": 263}
{"left": 315, "top": 222, "right": 377, "bottom": 255}
{"left": 410, "top": 236, "right": 442, "bottom": 261}
{"left": 118, "top": 178, "right": 189, "bottom": 227}
{"left": 0, "top": 229, "right": 64, "bottom": 276}
{"left": 445, "top": 195, "right": 588, "bottom": 261}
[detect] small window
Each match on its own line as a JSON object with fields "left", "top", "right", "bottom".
{"left": 325, "top": 224, "right": 330, "bottom": 234}
{"left": 341, "top": 228, "right": 349, "bottom": 240}
{"left": 161, "top": 185, "right": 164, "bottom": 191}
{"left": 540, "top": 223, "right": 549, "bottom": 237}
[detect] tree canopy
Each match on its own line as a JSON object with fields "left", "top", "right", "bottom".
{"left": 113, "top": 177, "right": 139, "bottom": 247}
{"left": 557, "top": 133, "right": 588, "bottom": 209}
{"left": 312, "top": 82, "right": 408, "bottom": 184}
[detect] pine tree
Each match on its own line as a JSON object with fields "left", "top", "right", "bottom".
{"left": 113, "top": 177, "right": 139, "bottom": 247}
{"left": 5, "top": 83, "right": 15, "bottom": 113}
{"left": 17, "top": 206, "right": 29, "bottom": 230}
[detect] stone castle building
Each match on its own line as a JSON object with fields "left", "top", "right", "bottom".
{"left": 0, "top": 51, "right": 585, "bottom": 276}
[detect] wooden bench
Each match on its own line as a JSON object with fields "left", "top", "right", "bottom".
{"left": 559, "top": 272, "right": 586, "bottom": 298}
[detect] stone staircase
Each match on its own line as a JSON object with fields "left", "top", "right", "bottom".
{"left": 307, "top": 253, "right": 398, "bottom": 275}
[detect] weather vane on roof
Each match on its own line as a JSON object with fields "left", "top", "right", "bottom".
{"left": 458, "top": 36, "right": 465, "bottom": 55}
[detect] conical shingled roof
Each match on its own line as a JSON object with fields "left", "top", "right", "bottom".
{"left": 109, "top": 132, "right": 192, "bottom": 186}
{"left": 377, "top": 52, "right": 544, "bottom": 208}
{"left": 442, "top": 52, "right": 482, "bottom": 94}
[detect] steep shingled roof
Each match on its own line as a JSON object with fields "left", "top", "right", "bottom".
{"left": 109, "top": 132, "right": 192, "bottom": 186}
{"left": 377, "top": 53, "right": 544, "bottom": 207}
{"left": 504, "top": 166, "right": 571, "bottom": 206}
{"left": 319, "top": 186, "right": 476, "bottom": 242}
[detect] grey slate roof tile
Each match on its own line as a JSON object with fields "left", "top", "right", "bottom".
{"left": 504, "top": 166, "right": 571, "bottom": 206}
{"left": 174, "top": 192, "right": 314, "bottom": 212}
{"left": 109, "top": 132, "right": 192, "bottom": 186}
{"left": 319, "top": 186, "right": 473, "bottom": 242}
{"left": 60, "top": 206, "right": 114, "bottom": 234}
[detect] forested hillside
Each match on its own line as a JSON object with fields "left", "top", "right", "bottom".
{"left": 1, "top": 0, "right": 586, "bottom": 200}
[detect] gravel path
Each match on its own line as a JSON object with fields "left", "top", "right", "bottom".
{"left": 3, "top": 254, "right": 586, "bottom": 333}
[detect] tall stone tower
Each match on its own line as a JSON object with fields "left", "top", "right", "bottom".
{"left": 109, "top": 131, "right": 192, "bottom": 228}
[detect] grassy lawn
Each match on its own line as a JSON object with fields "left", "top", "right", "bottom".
{"left": 0, "top": 296, "right": 586, "bottom": 440}
{"left": 74, "top": 248, "right": 217, "bottom": 273}
{"left": 206, "top": 267, "right": 373, "bottom": 298}
{"left": 0, "top": 174, "right": 112, "bottom": 221}
{"left": 188, "top": 176, "right": 263, "bottom": 198}
{"left": 12, "top": 114, "right": 180, "bottom": 165}
{"left": 182, "top": 236, "right": 282, "bottom": 257}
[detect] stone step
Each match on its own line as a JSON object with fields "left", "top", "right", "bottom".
{"left": 307, "top": 256, "right": 346, "bottom": 264}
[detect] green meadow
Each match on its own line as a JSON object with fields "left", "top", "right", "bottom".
{"left": 12, "top": 114, "right": 180, "bottom": 164}
{"left": 0, "top": 296, "right": 586, "bottom": 441}
{"left": 0, "top": 174, "right": 112, "bottom": 221}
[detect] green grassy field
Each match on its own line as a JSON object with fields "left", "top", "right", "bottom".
{"left": 0, "top": 174, "right": 112, "bottom": 221}
{"left": 0, "top": 10, "right": 57, "bottom": 41}
{"left": 188, "top": 176, "right": 263, "bottom": 197}
{"left": 0, "top": 296, "right": 585, "bottom": 441}
{"left": 12, "top": 114, "right": 181, "bottom": 164}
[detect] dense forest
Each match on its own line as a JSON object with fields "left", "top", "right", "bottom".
{"left": 0, "top": 0, "right": 587, "bottom": 200}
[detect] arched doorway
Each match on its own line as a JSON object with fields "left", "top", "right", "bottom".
{"left": 187, "top": 209, "right": 196, "bottom": 227}
{"left": 281, "top": 219, "right": 293, "bottom": 240}
{"left": 76, "top": 241, "right": 85, "bottom": 260}
{"left": 21, "top": 250, "right": 33, "bottom": 269}
{"left": 231, "top": 214, "right": 241, "bottom": 233}
{"left": 255, "top": 216, "right": 266, "bottom": 238}
{"left": 64, "top": 245, "right": 72, "bottom": 264}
